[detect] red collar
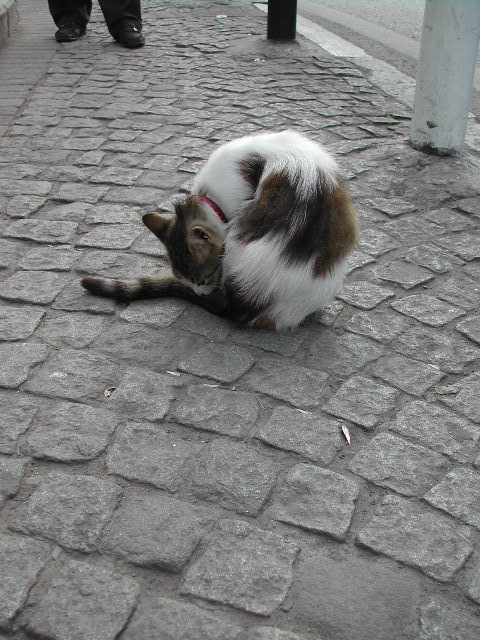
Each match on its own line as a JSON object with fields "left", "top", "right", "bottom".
{"left": 193, "top": 195, "right": 228, "bottom": 224}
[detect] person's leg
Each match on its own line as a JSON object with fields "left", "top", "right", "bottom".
{"left": 97, "top": 0, "right": 141, "bottom": 35}
{"left": 48, "top": 0, "right": 91, "bottom": 41}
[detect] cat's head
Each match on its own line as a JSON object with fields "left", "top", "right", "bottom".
{"left": 143, "top": 196, "right": 224, "bottom": 291}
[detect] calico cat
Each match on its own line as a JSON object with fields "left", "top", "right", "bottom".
{"left": 81, "top": 130, "right": 358, "bottom": 330}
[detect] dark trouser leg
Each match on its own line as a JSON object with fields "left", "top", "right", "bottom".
{"left": 96, "top": 0, "right": 142, "bottom": 36}
{"left": 47, "top": 0, "right": 92, "bottom": 28}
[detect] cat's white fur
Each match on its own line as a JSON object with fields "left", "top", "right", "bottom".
{"left": 191, "top": 130, "right": 350, "bottom": 330}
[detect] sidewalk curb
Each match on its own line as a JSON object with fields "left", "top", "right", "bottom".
{"left": 0, "top": 0, "right": 18, "bottom": 49}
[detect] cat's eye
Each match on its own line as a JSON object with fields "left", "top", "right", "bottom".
{"left": 192, "top": 227, "right": 210, "bottom": 242}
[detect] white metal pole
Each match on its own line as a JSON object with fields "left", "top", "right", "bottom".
{"left": 410, "top": 0, "right": 480, "bottom": 155}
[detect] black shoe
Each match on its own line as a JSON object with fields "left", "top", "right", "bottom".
{"left": 55, "top": 22, "right": 85, "bottom": 42}
{"left": 114, "top": 21, "right": 145, "bottom": 48}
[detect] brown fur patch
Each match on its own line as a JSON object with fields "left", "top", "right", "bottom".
{"left": 240, "top": 153, "right": 266, "bottom": 191}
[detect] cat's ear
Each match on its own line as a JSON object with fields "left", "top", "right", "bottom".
{"left": 187, "top": 224, "right": 222, "bottom": 259}
{"left": 142, "top": 213, "right": 172, "bottom": 242}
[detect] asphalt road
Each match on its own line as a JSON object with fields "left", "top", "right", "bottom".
{"left": 297, "top": 0, "right": 480, "bottom": 118}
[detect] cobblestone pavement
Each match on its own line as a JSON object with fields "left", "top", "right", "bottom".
{"left": 1, "top": 1, "right": 480, "bottom": 638}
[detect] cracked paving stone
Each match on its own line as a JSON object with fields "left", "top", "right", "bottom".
{"left": 269, "top": 464, "right": 359, "bottom": 541}
{"left": 34, "top": 311, "right": 108, "bottom": 348}
{"left": 3, "top": 219, "right": 78, "bottom": 243}
{"left": 106, "top": 422, "right": 203, "bottom": 492}
{"left": 0, "top": 304, "right": 45, "bottom": 340}
{"left": 356, "top": 494, "right": 474, "bottom": 582}
{"left": 256, "top": 406, "right": 343, "bottom": 464}
{"left": 0, "top": 271, "right": 69, "bottom": 304}
{"left": 121, "top": 596, "right": 243, "bottom": 640}
{"left": 375, "top": 260, "right": 434, "bottom": 289}
{"left": 372, "top": 354, "right": 444, "bottom": 396}
{"left": 337, "top": 281, "right": 395, "bottom": 309}
{"left": 305, "top": 332, "right": 383, "bottom": 377}
{"left": 77, "top": 223, "right": 143, "bottom": 250}
{"left": 424, "top": 468, "right": 480, "bottom": 530}
{"left": 436, "top": 272, "right": 480, "bottom": 311}
{"left": 434, "top": 231, "right": 480, "bottom": 261}
{"left": 391, "top": 294, "right": 465, "bottom": 326}
{"left": 10, "top": 472, "right": 122, "bottom": 552}
{"left": 419, "top": 596, "right": 480, "bottom": 640}
{"left": 101, "top": 493, "right": 203, "bottom": 572}
{"left": 193, "top": 439, "right": 279, "bottom": 516}
{"left": 173, "top": 385, "right": 259, "bottom": 438}
{"left": 18, "top": 244, "right": 78, "bottom": 271}
{"left": 22, "top": 401, "right": 118, "bottom": 462}
{"left": 438, "top": 371, "right": 480, "bottom": 423}
{"left": 0, "top": 456, "right": 30, "bottom": 506}
{"left": 25, "top": 557, "right": 139, "bottom": 640}
{"left": 349, "top": 432, "right": 449, "bottom": 496}
{"left": 0, "top": 343, "right": 48, "bottom": 389}
{"left": 403, "top": 243, "right": 464, "bottom": 274}
{"left": 106, "top": 368, "right": 181, "bottom": 421}
{"left": 391, "top": 400, "right": 480, "bottom": 463}
{"left": 456, "top": 314, "right": 480, "bottom": 344}
{"left": 344, "top": 309, "right": 408, "bottom": 342}
{"left": 178, "top": 343, "right": 254, "bottom": 383}
{"left": 0, "top": 533, "right": 51, "bottom": 630}
{"left": 246, "top": 358, "right": 329, "bottom": 409}
{"left": 324, "top": 375, "right": 399, "bottom": 430}
{"left": 0, "top": 393, "right": 40, "bottom": 454}
{"left": 393, "top": 325, "right": 480, "bottom": 374}
{"left": 119, "top": 298, "right": 186, "bottom": 328}
{"left": 182, "top": 519, "right": 298, "bottom": 616}
{"left": 25, "top": 348, "right": 120, "bottom": 402}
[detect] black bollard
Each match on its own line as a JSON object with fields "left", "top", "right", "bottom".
{"left": 267, "top": 0, "right": 297, "bottom": 41}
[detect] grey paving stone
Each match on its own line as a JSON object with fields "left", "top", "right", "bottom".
{"left": 349, "top": 432, "right": 450, "bottom": 496}
{"left": 103, "top": 185, "right": 160, "bottom": 206}
{"left": 107, "top": 422, "right": 203, "bottom": 492}
{"left": 367, "top": 197, "right": 417, "bottom": 217}
{"left": 121, "top": 596, "right": 242, "bottom": 640}
{"left": 269, "top": 464, "right": 359, "bottom": 541}
{"left": 246, "top": 358, "right": 329, "bottom": 409}
{"left": 419, "top": 596, "right": 480, "bottom": 640}
{"left": 356, "top": 494, "right": 474, "bottom": 581}
{"left": 101, "top": 493, "right": 202, "bottom": 571}
{"left": 3, "top": 219, "right": 78, "bottom": 243}
{"left": 120, "top": 298, "right": 186, "bottom": 328}
{"left": 344, "top": 308, "right": 408, "bottom": 342}
{"left": 391, "top": 400, "right": 480, "bottom": 463}
{"left": 77, "top": 223, "right": 143, "bottom": 249}
{"left": 403, "top": 243, "right": 464, "bottom": 274}
{"left": 0, "top": 178, "right": 52, "bottom": 197}
{"left": 25, "top": 348, "right": 120, "bottom": 402}
{"left": 290, "top": 549, "right": 421, "bottom": 640}
{"left": 375, "top": 260, "right": 434, "bottom": 289}
{"left": 0, "top": 238, "right": 25, "bottom": 270}
{"left": 357, "top": 228, "right": 397, "bottom": 256}
{"left": 337, "top": 281, "right": 395, "bottom": 309}
{"left": 22, "top": 401, "right": 118, "bottom": 462}
{"left": 434, "top": 231, "right": 480, "bottom": 261}
{"left": 384, "top": 217, "right": 444, "bottom": 244}
{"left": 18, "top": 244, "right": 78, "bottom": 271}
{"left": 10, "top": 472, "right": 122, "bottom": 552}
{"left": 0, "top": 271, "right": 69, "bottom": 304}
{"left": 0, "top": 342, "right": 47, "bottom": 389}
{"left": 56, "top": 182, "right": 109, "bottom": 203}
{"left": 0, "top": 533, "right": 51, "bottom": 630}
{"left": 90, "top": 167, "right": 143, "bottom": 186}
{"left": 424, "top": 468, "right": 480, "bottom": 530}
{"left": 178, "top": 343, "right": 254, "bottom": 383}
{"left": 53, "top": 280, "right": 117, "bottom": 314}
{"left": 435, "top": 272, "right": 480, "bottom": 311}
{"left": 34, "top": 311, "right": 108, "bottom": 348}
{"left": 372, "top": 354, "right": 444, "bottom": 396}
{"left": 106, "top": 368, "right": 181, "bottom": 421}
{"left": 391, "top": 294, "right": 465, "bottom": 326}
{"left": 26, "top": 558, "right": 139, "bottom": 640}
{"left": 425, "top": 207, "right": 475, "bottom": 231}
{"left": 247, "top": 629, "right": 305, "bottom": 640}
{"left": 439, "top": 372, "right": 480, "bottom": 423}
{"left": 86, "top": 202, "right": 142, "bottom": 224}
{"left": 6, "top": 194, "right": 46, "bottom": 219}
{"left": 324, "top": 375, "right": 399, "bottom": 430}
{"left": 393, "top": 325, "right": 480, "bottom": 374}
{"left": 182, "top": 519, "right": 298, "bottom": 616}
{"left": 230, "top": 325, "right": 305, "bottom": 356}
{"left": 0, "top": 304, "right": 45, "bottom": 340}
{"left": 256, "top": 406, "right": 343, "bottom": 464}
{"left": 193, "top": 439, "right": 279, "bottom": 515}
{"left": 467, "top": 558, "right": 480, "bottom": 604}
{"left": 180, "top": 305, "right": 233, "bottom": 340}
{"left": 41, "top": 202, "right": 92, "bottom": 221}
{"left": 0, "top": 456, "right": 29, "bottom": 506}
{"left": 304, "top": 332, "right": 383, "bottom": 378}
{"left": 77, "top": 248, "right": 163, "bottom": 278}
{"left": 173, "top": 385, "right": 259, "bottom": 438}
{"left": 0, "top": 393, "right": 40, "bottom": 454}
{"left": 456, "top": 314, "right": 480, "bottom": 344}
{"left": 346, "top": 249, "right": 376, "bottom": 274}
